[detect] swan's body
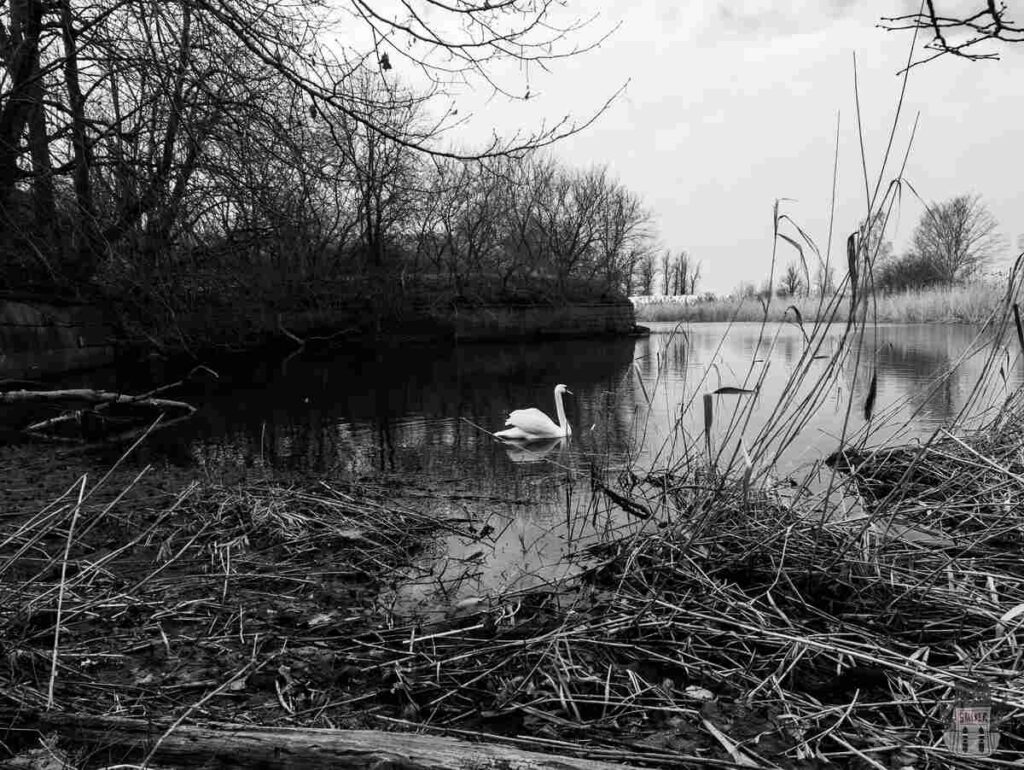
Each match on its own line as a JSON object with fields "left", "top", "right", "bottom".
{"left": 495, "top": 384, "right": 572, "bottom": 441}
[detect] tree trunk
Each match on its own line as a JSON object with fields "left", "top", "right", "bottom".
{"left": 58, "top": 0, "right": 100, "bottom": 283}
{"left": 26, "top": 46, "right": 56, "bottom": 252}
{"left": 1, "top": 710, "right": 638, "bottom": 770}
{"left": 0, "top": 0, "right": 45, "bottom": 210}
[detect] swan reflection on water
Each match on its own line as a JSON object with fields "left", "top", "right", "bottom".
{"left": 500, "top": 436, "right": 568, "bottom": 464}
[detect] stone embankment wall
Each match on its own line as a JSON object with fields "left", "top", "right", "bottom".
{"left": 442, "top": 299, "right": 637, "bottom": 341}
{"left": 0, "top": 299, "right": 114, "bottom": 378}
{"left": 127, "top": 293, "right": 639, "bottom": 348}
{"left": 0, "top": 293, "right": 638, "bottom": 376}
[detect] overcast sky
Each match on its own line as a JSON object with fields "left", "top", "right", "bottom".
{"left": 441, "top": 1, "right": 1024, "bottom": 294}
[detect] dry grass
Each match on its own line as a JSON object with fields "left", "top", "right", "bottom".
{"left": 870, "top": 283, "right": 1004, "bottom": 324}
{"left": 0, "top": 476, "right": 476, "bottom": 718}
{"left": 635, "top": 283, "right": 1003, "bottom": 325}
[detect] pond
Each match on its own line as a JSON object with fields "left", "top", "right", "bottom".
{"left": 157, "top": 322, "right": 1020, "bottom": 484}
{"left": 12, "top": 321, "right": 1023, "bottom": 613}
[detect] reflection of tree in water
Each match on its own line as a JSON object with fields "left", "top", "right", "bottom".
{"left": 627, "top": 323, "right": 1022, "bottom": 472}
{"left": 633, "top": 328, "right": 693, "bottom": 382}
{"left": 871, "top": 342, "right": 952, "bottom": 424}
{"left": 847, "top": 326, "right": 988, "bottom": 427}
{"left": 633, "top": 336, "right": 658, "bottom": 380}
{"left": 183, "top": 323, "right": 1019, "bottom": 480}
{"left": 772, "top": 334, "right": 803, "bottom": 368}
{"left": 184, "top": 335, "right": 639, "bottom": 478}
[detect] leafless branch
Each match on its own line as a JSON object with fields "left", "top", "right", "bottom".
{"left": 881, "top": 1, "right": 1024, "bottom": 69}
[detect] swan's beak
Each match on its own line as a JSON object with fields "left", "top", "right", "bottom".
{"left": 566, "top": 388, "right": 574, "bottom": 395}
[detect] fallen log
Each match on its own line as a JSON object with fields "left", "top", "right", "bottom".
{"left": 0, "top": 710, "right": 641, "bottom": 770}
{"left": 0, "top": 366, "right": 214, "bottom": 443}
{"left": 0, "top": 388, "right": 195, "bottom": 412}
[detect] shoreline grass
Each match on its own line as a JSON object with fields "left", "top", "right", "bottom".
{"left": 634, "top": 283, "right": 1004, "bottom": 325}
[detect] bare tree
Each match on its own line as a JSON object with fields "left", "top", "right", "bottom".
{"left": 659, "top": 249, "right": 672, "bottom": 295}
{"left": 411, "top": 152, "right": 659, "bottom": 299}
{"left": 635, "top": 250, "right": 656, "bottom": 295}
{"left": 674, "top": 250, "right": 701, "bottom": 294}
{"left": 330, "top": 72, "right": 424, "bottom": 268}
{"left": 910, "top": 194, "right": 1001, "bottom": 283}
{"left": 590, "top": 170, "right": 652, "bottom": 293}
{"left": 686, "top": 256, "right": 702, "bottom": 294}
{"left": 780, "top": 262, "right": 803, "bottom": 297}
{"left": 882, "top": 3, "right": 1024, "bottom": 67}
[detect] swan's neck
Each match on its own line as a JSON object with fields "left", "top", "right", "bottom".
{"left": 554, "top": 388, "right": 569, "bottom": 435}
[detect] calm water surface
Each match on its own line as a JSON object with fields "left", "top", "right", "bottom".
{"left": 170, "top": 322, "right": 1021, "bottom": 477}
{"left": 56, "top": 323, "right": 1024, "bottom": 610}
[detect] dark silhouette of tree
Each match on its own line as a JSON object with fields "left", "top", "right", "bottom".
{"left": 659, "top": 249, "right": 672, "bottom": 295}
{"left": 657, "top": 250, "right": 701, "bottom": 295}
{"left": 677, "top": 251, "right": 702, "bottom": 294}
{"left": 412, "top": 153, "right": 656, "bottom": 298}
{"left": 875, "top": 253, "right": 943, "bottom": 293}
{"left": 780, "top": 262, "right": 803, "bottom": 297}
{"left": 634, "top": 250, "right": 656, "bottom": 296}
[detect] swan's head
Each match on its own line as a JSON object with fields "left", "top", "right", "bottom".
{"left": 555, "top": 383, "right": 573, "bottom": 396}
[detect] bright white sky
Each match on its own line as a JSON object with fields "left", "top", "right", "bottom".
{"left": 427, "top": 0, "right": 1024, "bottom": 294}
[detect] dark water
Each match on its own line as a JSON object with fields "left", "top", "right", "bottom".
{"left": 16, "top": 322, "right": 1022, "bottom": 611}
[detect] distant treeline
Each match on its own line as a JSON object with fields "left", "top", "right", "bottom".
{"left": 727, "top": 198, "right": 1008, "bottom": 302}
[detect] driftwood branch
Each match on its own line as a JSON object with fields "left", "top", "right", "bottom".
{"left": 0, "top": 710, "right": 639, "bottom": 770}
{"left": 1, "top": 366, "right": 215, "bottom": 442}
{"left": 1, "top": 389, "right": 195, "bottom": 413}
{"left": 6, "top": 389, "right": 194, "bottom": 440}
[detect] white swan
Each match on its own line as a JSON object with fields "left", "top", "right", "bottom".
{"left": 495, "top": 384, "right": 572, "bottom": 440}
